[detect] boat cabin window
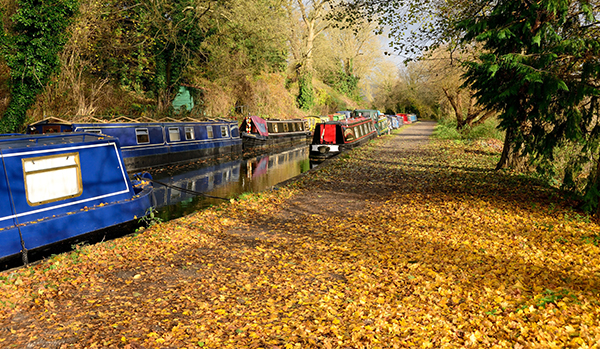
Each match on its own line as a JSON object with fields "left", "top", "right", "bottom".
{"left": 185, "top": 127, "right": 195, "bottom": 140}
{"left": 83, "top": 129, "right": 102, "bottom": 134}
{"left": 220, "top": 126, "right": 229, "bottom": 138}
{"left": 273, "top": 124, "right": 278, "bottom": 133}
{"left": 169, "top": 127, "right": 181, "bottom": 142}
{"left": 283, "top": 123, "right": 289, "bottom": 132}
{"left": 136, "top": 129, "right": 150, "bottom": 144}
{"left": 23, "top": 152, "right": 83, "bottom": 206}
{"left": 207, "top": 126, "right": 214, "bottom": 139}
{"left": 344, "top": 128, "right": 355, "bottom": 141}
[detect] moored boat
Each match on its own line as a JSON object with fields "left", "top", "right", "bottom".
{"left": 0, "top": 133, "right": 153, "bottom": 265}
{"left": 27, "top": 116, "right": 242, "bottom": 172}
{"left": 309, "top": 116, "right": 377, "bottom": 163}
{"left": 239, "top": 115, "right": 311, "bottom": 151}
{"left": 387, "top": 115, "right": 402, "bottom": 129}
{"left": 397, "top": 113, "right": 410, "bottom": 124}
{"left": 374, "top": 113, "right": 391, "bottom": 136}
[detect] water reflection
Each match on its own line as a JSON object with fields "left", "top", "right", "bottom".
{"left": 150, "top": 146, "right": 310, "bottom": 221}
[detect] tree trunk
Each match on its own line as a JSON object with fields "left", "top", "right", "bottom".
{"left": 496, "top": 125, "right": 529, "bottom": 171}
{"left": 496, "top": 126, "right": 514, "bottom": 170}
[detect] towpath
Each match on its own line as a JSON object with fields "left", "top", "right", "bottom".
{"left": 3, "top": 120, "right": 600, "bottom": 348}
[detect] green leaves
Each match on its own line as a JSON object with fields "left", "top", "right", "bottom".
{"left": 0, "top": 0, "right": 78, "bottom": 133}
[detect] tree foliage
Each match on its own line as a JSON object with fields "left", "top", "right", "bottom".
{"left": 459, "top": 0, "right": 600, "bottom": 210}
{"left": 0, "top": 0, "right": 78, "bottom": 133}
{"left": 0, "top": 0, "right": 292, "bottom": 124}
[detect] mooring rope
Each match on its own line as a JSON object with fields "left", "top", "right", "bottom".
{"left": 135, "top": 175, "right": 230, "bottom": 201}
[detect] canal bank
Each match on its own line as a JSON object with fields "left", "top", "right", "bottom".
{"left": 6, "top": 120, "right": 600, "bottom": 348}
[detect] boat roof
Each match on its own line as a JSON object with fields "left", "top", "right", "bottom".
{"left": 28, "top": 115, "right": 233, "bottom": 126}
{"left": 0, "top": 133, "right": 115, "bottom": 151}
{"left": 321, "top": 116, "right": 370, "bottom": 125}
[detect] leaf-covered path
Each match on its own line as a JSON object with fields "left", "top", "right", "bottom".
{"left": 3, "top": 121, "right": 600, "bottom": 348}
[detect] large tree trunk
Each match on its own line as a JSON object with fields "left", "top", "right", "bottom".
{"left": 496, "top": 126, "right": 529, "bottom": 171}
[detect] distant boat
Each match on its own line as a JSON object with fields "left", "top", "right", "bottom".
{"left": 309, "top": 116, "right": 377, "bottom": 163}
{"left": 0, "top": 133, "right": 153, "bottom": 264}
{"left": 374, "top": 113, "right": 391, "bottom": 136}
{"left": 27, "top": 116, "right": 242, "bottom": 172}
{"left": 387, "top": 115, "right": 402, "bottom": 129}
{"left": 239, "top": 115, "right": 311, "bottom": 151}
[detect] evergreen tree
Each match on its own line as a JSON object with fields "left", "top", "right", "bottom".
{"left": 459, "top": 0, "right": 600, "bottom": 209}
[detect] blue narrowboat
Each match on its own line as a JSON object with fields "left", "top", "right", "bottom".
{"left": 239, "top": 115, "right": 311, "bottom": 151}
{"left": 27, "top": 117, "right": 242, "bottom": 172}
{"left": 0, "top": 133, "right": 153, "bottom": 264}
{"left": 309, "top": 116, "right": 377, "bottom": 163}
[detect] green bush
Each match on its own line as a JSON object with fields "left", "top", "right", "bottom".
{"left": 434, "top": 117, "right": 504, "bottom": 141}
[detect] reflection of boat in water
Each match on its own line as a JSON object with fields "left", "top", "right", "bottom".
{"left": 152, "top": 160, "right": 241, "bottom": 208}
{"left": 247, "top": 146, "right": 309, "bottom": 180}
{"left": 151, "top": 146, "right": 310, "bottom": 218}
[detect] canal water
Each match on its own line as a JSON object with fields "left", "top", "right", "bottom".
{"left": 148, "top": 146, "right": 311, "bottom": 221}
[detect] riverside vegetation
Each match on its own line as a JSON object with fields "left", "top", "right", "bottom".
{"left": 1, "top": 122, "right": 600, "bottom": 348}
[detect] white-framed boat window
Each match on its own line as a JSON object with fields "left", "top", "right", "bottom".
{"left": 207, "top": 126, "right": 214, "bottom": 139}
{"left": 185, "top": 127, "right": 195, "bottom": 140}
{"left": 273, "top": 124, "right": 278, "bottom": 133}
{"left": 136, "top": 128, "right": 149, "bottom": 144}
{"left": 23, "top": 152, "right": 82, "bottom": 206}
{"left": 83, "top": 129, "right": 102, "bottom": 134}
{"left": 169, "top": 127, "right": 181, "bottom": 142}
{"left": 283, "top": 123, "right": 289, "bottom": 132}
{"left": 220, "top": 126, "right": 228, "bottom": 138}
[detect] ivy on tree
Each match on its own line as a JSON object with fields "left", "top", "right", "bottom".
{"left": 0, "top": 0, "right": 78, "bottom": 133}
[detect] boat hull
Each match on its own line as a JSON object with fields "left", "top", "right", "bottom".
{"left": 0, "top": 133, "right": 154, "bottom": 264}
{"left": 241, "top": 133, "right": 311, "bottom": 151}
{"left": 123, "top": 141, "right": 242, "bottom": 170}
{"left": 0, "top": 186, "right": 152, "bottom": 263}
{"left": 309, "top": 132, "right": 376, "bottom": 162}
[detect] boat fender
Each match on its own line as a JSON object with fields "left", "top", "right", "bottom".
{"left": 318, "top": 146, "right": 330, "bottom": 154}
{"left": 245, "top": 116, "right": 252, "bottom": 134}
